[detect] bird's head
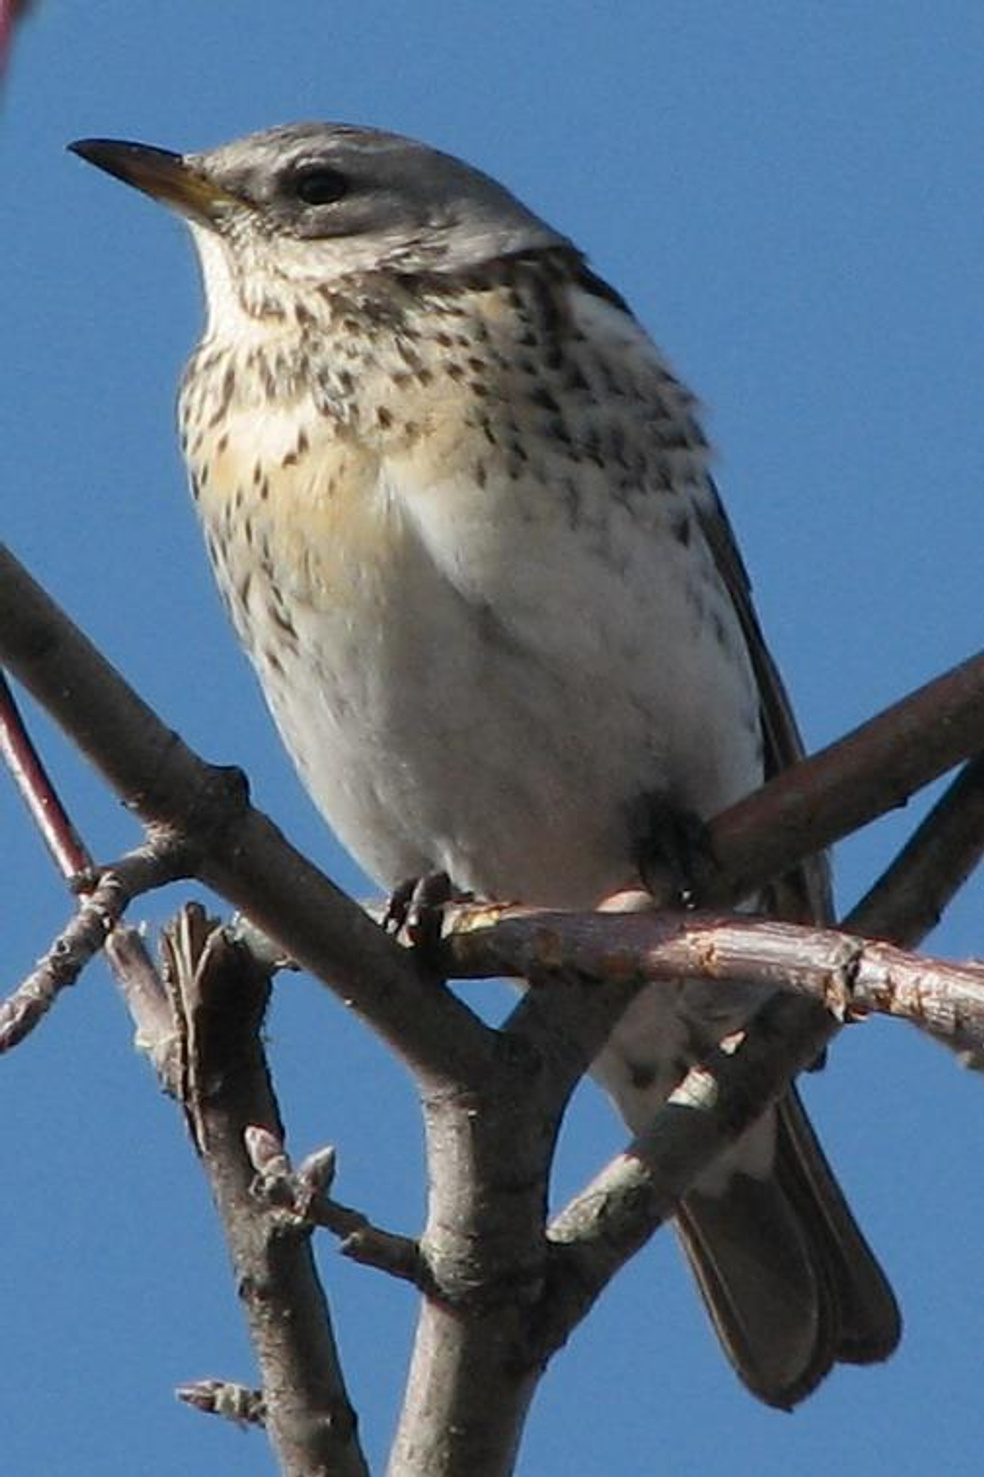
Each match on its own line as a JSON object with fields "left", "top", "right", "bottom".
{"left": 69, "top": 122, "right": 568, "bottom": 325}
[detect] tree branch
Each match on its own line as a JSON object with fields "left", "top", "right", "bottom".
{"left": 159, "top": 904, "right": 368, "bottom": 1477}
{"left": 0, "top": 842, "right": 183, "bottom": 1053}
{"left": 245, "top": 1128, "right": 427, "bottom": 1286}
{"left": 848, "top": 752, "right": 984, "bottom": 946}
{"left": 442, "top": 905, "right": 984, "bottom": 1054}
{"left": 699, "top": 647, "right": 984, "bottom": 906}
{"left": 0, "top": 668, "right": 90, "bottom": 878}
{"left": 4, "top": 622, "right": 368, "bottom": 1468}
{"left": 3, "top": 535, "right": 983, "bottom": 1091}
{"left": 1, "top": 669, "right": 184, "bottom": 1055}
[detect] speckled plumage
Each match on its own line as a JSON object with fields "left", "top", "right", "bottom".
{"left": 179, "top": 246, "right": 761, "bottom": 910}
{"left": 73, "top": 123, "right": 900, "bottom": 1407}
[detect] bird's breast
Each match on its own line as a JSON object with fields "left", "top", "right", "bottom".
{"left": 176, "top": 298, "right": 763, "bottom": 905}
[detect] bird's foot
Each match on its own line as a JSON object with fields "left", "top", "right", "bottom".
{"left": 384, "top": 871, "right": 472, "bottom": 968}
{"left": 629, "top": 794, "right": 714, "bottom": 908}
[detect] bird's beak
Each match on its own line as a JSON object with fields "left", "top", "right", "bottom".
{"left": 68, "top": 138, "right": 241, "bottom": 223}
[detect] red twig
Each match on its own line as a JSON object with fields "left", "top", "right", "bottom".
{"left": 0, "top": 670, "right": 91, "bottom": 880}
{"left": 0, "top": 0, "right": 33, "bottom": 79}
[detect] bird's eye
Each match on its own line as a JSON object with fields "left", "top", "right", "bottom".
{"left": 291, "top": 165, "right": 349, "bottom": 206}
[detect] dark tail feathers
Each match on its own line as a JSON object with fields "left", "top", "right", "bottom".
{"left": 675, "top": 1085, "right": 900, "bottom": 1409}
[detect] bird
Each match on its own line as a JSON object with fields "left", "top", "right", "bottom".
{"left": 69, "top": 122, "right": 900, "bottom": 1407}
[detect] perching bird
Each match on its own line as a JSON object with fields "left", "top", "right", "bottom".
{"left": 70, "top": 123, "right": 900, "bottom": 1407}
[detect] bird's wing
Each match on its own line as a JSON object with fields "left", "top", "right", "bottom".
{"left": 693, "top": 478, "right": 834, "bottom": 924}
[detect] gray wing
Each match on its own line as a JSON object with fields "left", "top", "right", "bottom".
{"left": 694, "top": 478, "right": 834, "bottom": 923}
{"left": 568, "top": 263, "right": 898, "bottom": 1404}
{"left": 679, "top": 480, "right": 900, "bottom": 1405}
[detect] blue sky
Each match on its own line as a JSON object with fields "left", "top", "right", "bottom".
{"left": 2, "top": 4, "right": 983, "bottom": 1474}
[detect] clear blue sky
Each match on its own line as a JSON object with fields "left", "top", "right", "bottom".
{"left": 3, "top": 5, "right": 983, "bottom": 1474}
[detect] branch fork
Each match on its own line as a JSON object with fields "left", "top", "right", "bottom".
{"left": 245, "top": 1125, "right": 426, "bottom": 1286}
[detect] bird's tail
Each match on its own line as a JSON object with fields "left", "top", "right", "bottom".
{"left": 674, "top": 1085, "right": 901, "bottom": 1408}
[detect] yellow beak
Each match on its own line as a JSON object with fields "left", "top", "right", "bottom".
{"left": 68, "top": 138, "right": 242, "bottom": 222}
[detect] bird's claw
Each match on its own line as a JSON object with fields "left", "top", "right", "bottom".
{"left": 630, "top": 794, "right": 714, "bottom": 908}
{"left": 384, "top": 870, "right": 465, "bottom": 967}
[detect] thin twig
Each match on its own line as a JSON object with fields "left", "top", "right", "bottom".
{"left": 0, "top": 881, "right": 114, "bottom": 1052}
{"left": 107, "top": 926, "right": 180, "bottom": 1085}
{"left": 0, "top": 669, "right": 90, "bottom": 879}
{"left": 0, "top": 0, "right": 33, "bottom": 79}
{"left": 0, "top": 840, "right": 188, "bottom": 1054}
{"left": 848, "top": 753, "right": 984, "bottom": 946}
{"left": 245, "top": 1128, "right": 427, "bottom": 1286}
{"left": 1, "top": 669, "right": 186, "bottom": 1054}
{"left": 701, "top": 649, "right": 984, "bottom": 905}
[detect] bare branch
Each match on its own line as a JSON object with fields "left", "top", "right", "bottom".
{"left": 441, "top": 905, "right": 984, "bottom": 1054}
{"left": 1, "top": 669, "right": 187, "bottom": 1055}
{"left": 0, "top": 881, "right": 115, "bottom": 1052}
{"left": 0, "top": 679, "right": 365, "bottom": 1466}
{"left": 0, "top": 846, "right": 181, "bottom": 1053}
{"left": 160, "top": 904, "right": 368, "bottom": 1477}
{"left": 0, "top": 839, "right": 187, "bottom": 1054}
{"left": 700, "top": 649, "right": 984, "bottom": 905}
{"left": 245, "top": 1128, "right": 427, "bottom": 1286}
{"left": 848, "top": 753, "right": 984, "bottom": 946}
{"left": 0, "top": 670, "right": 90, "bottom": 879}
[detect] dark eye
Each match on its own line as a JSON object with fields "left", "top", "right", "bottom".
{"left": 291, "top": 165, "right": 348, "bottom": 206}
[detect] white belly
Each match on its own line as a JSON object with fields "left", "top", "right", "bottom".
{"left": 199, "top": 417, "right": 762, "bottom": 909}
